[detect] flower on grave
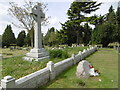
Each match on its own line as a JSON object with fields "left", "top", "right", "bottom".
{"left": 99, "top": 79, "right": 102, "bottom": 82}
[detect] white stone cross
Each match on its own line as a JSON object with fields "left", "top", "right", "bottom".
{"left": 32, "top": 3, "right": 45, "bottom": 22}
{"left": 23, "top": 3, "right": 49, "bottom": 61}
{"left": 32, "top": 3, "right": 45, "bottom": 49}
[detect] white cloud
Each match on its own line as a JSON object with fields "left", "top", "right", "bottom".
{"left": 41, "top": 17, "right": 61, "bottom": 35}
{"left": 0, "top": 3, "right": 9, "bottom": 15}
{"left": 42, "top": 0, "right": 74, "bottom": 2}
{"left": 0, "top": 0, "right": 119, "bottom": 3}
{"left": 0, "top": 2, "right": 11, "bottom": 35}
{"left": 0, "top": 1, "right": 30, "bottom": 37}
{"left": 0, "top": 20, "right": 23, "bottom": 38}
{"left": 50, "top": 17, "right": 59, "bottom": 25}
{"left": 0, "top": 0, "right": 74, "bottom": 3}
{"left": 94, "top": 0, "right": 120, "bottom": 2}
{"left": 0, "top": 21, "right": 9, "bottom": 34}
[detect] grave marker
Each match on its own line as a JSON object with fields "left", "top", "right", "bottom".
{"left": 23, "top": 3, "right": 49, "bottom": 61}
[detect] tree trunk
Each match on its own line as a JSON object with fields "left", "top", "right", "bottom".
{"left": 29, "top": 27, "right": 34, "bottom": 48}
{"left": 76, "top": 30, "right": 80, "bottom": 45}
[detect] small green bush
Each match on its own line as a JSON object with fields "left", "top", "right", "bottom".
{"left": 62, "top": 50, "right": 69, "bottom": 59}
{"left": 49, "top": 49, "right": 69, "bottom": 59}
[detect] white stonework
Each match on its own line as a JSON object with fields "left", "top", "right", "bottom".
{"left": 47, "top": 61, "right": 55, "bottom": 80}
{"left": 1, "top": 76, "right": 16, "bottom": 88}
{"left": 72, "top": 54, "right": 76, "bottom": 64}
{"left": 23, "top": 3, "right": 49, "bottom": 61}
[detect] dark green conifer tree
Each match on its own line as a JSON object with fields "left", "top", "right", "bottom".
{"left": 2, "top": 25, "right": 16, "bottom": 47}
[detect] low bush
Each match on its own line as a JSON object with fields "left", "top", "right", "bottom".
{"left": 49, "top": 49, "right": 69, "bottom": 59}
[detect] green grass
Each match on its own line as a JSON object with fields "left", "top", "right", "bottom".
{"left": 2, "top": 56, "right": 48, "bottom": 79}
{"left": 40, "top": 48, "right": 118, "bottom": 88}
{"left": 63, "top": 46, "right": 88, "bottom": 56}
{"left": 1, "top": 46, "right": 87, "bottom": 79}
{"left": 0, "top": 60, "right": 2, "bottom": 80}
{"left": 0, "top": 48, "right": 28, "bottom": 58}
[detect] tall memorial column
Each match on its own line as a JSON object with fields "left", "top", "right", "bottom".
{"left": 23, "top": 3, "right": 49, "bottom": 61}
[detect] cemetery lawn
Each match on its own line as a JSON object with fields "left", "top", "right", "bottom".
{"left": 41, "top": 48, "right": 118, "bottom": 88}
{"left": 0, "top": 48, "right": 28, "bottom": 58}
{"left": 1, "top": 46, "right": 88, "bottom": 79}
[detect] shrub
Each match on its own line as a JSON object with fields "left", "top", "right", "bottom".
{"left": 49, "top": 49, "right": 69, "bottom": 59}
{"left": 62, "top": 50, "right": 69, "bottom": 59}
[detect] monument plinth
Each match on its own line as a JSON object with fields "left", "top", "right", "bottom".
{"left": 23, "top": 3, "right": 49, "bottom": 61}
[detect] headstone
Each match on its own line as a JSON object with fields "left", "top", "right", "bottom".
{"left": 82, "top": 44, "right": 84, "bottom": 47}
{"left": 0, "top": 54, "right": 2, "bottom": 60}
{"left": 76, "top": 60, "right": 91, "bottom": 78}
{"left": 76, "top": 60, "right": 99, "bottom": 78}
{"left": 23, "top": 3, "right": 49, "bottom": 61}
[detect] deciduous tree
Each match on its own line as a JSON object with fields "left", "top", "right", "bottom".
{"left": 8, "top": 1, "right": 49, "bottom": 47}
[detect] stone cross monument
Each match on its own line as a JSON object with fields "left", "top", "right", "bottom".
{"left": 23, "top": 3, "right": 49, "bottom": 61}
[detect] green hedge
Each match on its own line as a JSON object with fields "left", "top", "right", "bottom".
{"left": 49, "top": 49, "right": 69, "bottom": 59}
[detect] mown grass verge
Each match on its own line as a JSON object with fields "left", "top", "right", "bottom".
{"left": 40, "top": 48, "right": 118, "bottom": 88}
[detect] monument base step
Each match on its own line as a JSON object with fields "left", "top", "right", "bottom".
{"left": 23, "top": 48, "right": 49, "bottom": 61}
{"left": 23, "top": 56, "right": 49, "bottom": 61}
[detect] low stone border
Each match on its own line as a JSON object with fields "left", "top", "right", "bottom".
{"left": 0, "top": 46, "right": 97, "bottom": 89}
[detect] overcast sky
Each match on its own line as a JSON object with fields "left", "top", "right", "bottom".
{"left": 0, "top": 0, "right": 119, "bottom": 37}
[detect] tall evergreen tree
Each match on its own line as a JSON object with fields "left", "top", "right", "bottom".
{"left": 67, "top": 1, "right": 102, "bottom": 20}
{"left": 17, "top": 31, "right": 26, "bottom": 47}
{"left": 61, "top": 21, "right": 78, "bottom": 46}
{"left": 116, "top": 6, "right": 120, "bottom": 25}
{"left": 60, "top": 1, "right": 102, "bottom": 45}
{"left": 24, "top": 32, "right": 31, "bottom": 47}
{"left": 114, "top": 6, "right": 120, "bottom": 43}
{"left": 44, "top": 27, "right": 59, "bottom": 46}
{"left": 2, "top": 25, "right": 16, "bottom": 47}
{"left": 91, "top": 5, "right": 118, "bottom": 47}
{"left": 83, "top": 23, "right": 92, "bottom": 45}
{"left": 91, "top": 23, "right": 114, "bottom": 47}
{"left": 88, "top": 14, "right": 105, "bottom": 27}
{"left": 107, "top": 6, "right": 116, "bottom": 24}
{"left": 56, "top": 29, "right": 68, "bottom": 45}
